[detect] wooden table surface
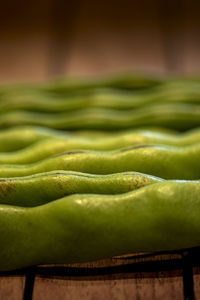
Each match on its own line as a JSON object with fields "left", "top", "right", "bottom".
{"left": 1, "top": 248, "right": 200, "bottom": 300}
{"left": 0, "top": 1, "right": 200, "bottom": 299}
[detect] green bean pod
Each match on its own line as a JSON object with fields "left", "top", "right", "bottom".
{"left": 37, "top": 74, "right": 162, "bottom": 93}
{"left": 0, "top": 126, "right": 69, "bottom": 152}
{"left": 1, "top": 82, "right": 200, "bottom": 113}
{"left": 0, "top": 126, "right": 179, "bottom": 152}
{"left": 0, "top": 103, "right": 199, "bottom": 130}
{"left": 0, "top": 74, "right": 161, "bottom": 98}
{"left": 70, "top": 127, "right": 178, "bottom": 138}
{"left": 0, "top": 144, "right": 199, "bottom": 179}
{"left": 0, "top": 171, "right": 161, "bottom": 207}
{"left": 0, "top": 181, "right": 200, "bottom": 271}
{"left": 0, "top": 128, "right": 200, "bottom": 164}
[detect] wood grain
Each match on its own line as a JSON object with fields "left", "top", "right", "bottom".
{"left": 33, "top": 275, "right": 184, "bottom": 300}
{"left": 32, "top": 252, "right": 184, "bottom": 300}
{"left": 0, "top": 276, "right": 25, "bottom": 300}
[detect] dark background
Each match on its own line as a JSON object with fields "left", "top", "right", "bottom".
{"left": 0, "top": 0, "right": 200, "bottom": 83}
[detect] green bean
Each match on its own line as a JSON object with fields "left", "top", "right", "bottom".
{"left": 0, "top": 126, "right": 177, "bottom": 152}
{"left": 0, "top": 128, "right": 200, "bottom": 164}
{"left": 67, "top": 127, "right": 178, "bottom": 138}
{"left": 0, "top": 103, "right": 199, "bottom": 130}
{"left": 147, "top": 81, "right": 200, "bottom": 104}
{"left": 0, "top": 74, "right": 161, "bottom": 98}
{"left": 0, "top": 126, "right": 69, "bottom": 152}
{"left": 0, "top": 181, "right": 200, "bottom": 271}
{"left": 0, "top": 171, "right": 161, "bottom": 207}
{"left": 0, "top": 90, "right": 158, "bottom": 113}
{"left": 1, "top": 82, "right": 200, "bottom": 113}
{"left": 0, "top": 144, "right": 199, "bottom": 179}
{"left": 38, "top": 74, "right": 162, "bottom": 93}
{"left": 0, "top": 91, "right": 89, "bottom": 113}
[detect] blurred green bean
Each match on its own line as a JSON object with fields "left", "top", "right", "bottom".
{"left": 0, "top": 103, "right": 199, "bottom": 130}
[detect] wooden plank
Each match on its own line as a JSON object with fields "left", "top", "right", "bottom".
{"left": 33, "top": 275, "right": 183, "bottom": 300}
{"left": 0, "top": 252, "right": 185, "bottom": 300}
{"left": 32, "top": 253, "right": 184, "bottom": 300}
{"left": 192, "top": 267, "right": 200, "bottom": 299}
{"left": 0, "top": 276, "right": 25, "bottom": 300}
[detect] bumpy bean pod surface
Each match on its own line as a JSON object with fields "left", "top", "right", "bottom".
{"left": 0, "top": 181, "right": 200, "bottom": 271}
{"left": 0, "top": 144, "right": 199, "bottom": 179}
{"left": 0, "top": 128, "right": 200, "bottom": 164}
{"left": 0, "top": 103, "right": 199, "bottom": 130}
{"left": 0, "top": 171, "right": 161, "bottom": 206}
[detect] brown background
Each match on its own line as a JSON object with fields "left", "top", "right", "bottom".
{"left": 0, "top": 0, "right": 200, "bottom": 84}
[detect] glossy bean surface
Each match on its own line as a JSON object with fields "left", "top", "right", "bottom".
{"left": 0, "top": 181, "right": 200, "bottom": 271}
{"left": 0, "top": 171, "right": 161, "bottom": 206}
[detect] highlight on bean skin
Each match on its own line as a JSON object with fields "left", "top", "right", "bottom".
{"left": 0, "top": 171, "right": 162, "bottom": 207}
{"left": 0, "top": 181, "right": 200, "bottom": 271}
{"left": 0, "top": 127, "right": 200, "bottom": 164}
{"left": 0, "top": 144, "right": 199, "bottom": 179}
{"left": 0, "top": 103, "right": 199, "bottom": 130}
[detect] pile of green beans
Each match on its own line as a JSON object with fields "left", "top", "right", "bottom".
{"left": 0, "top": 74, "right": 200, "bottom": 272}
